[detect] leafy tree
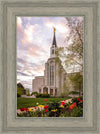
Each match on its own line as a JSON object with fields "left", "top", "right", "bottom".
{"left": 55, "top": 17, "right": 83, "bottom": 95}
{"left": 56, "top": 17, "right": 83, "bottom": 72}
{"left": 68, "top": 72, "right": 83, "bottom": 96}
{"left": 17, "top": 82, "right": 26, "bottom": 95}
{"left": 17, "top": 82, "right": 24, "bottom": 89}
{"left": 26, "top": 89, "right": 30, "bottom": 96}
{"left": 60, "top": 81, "right": 69, "bottom": 96}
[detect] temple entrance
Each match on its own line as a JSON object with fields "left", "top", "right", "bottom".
{"left": 55, "top": 89, "right": 57, "bottom": 95}
{"left": 50, "top": 89, "right": 53, "bottom": 95}
{"left": 43, "top": 87, "right": 48, "bottom": 94}
{"left": 39, "top": 89, "right": 41, "bottom": 93}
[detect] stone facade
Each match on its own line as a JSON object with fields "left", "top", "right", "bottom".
{"left": 32, "top": 76, "right": 45, "bottom": 93}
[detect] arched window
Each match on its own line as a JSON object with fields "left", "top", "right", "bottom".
{"left": 52, "top": 49, "right": 54, "bottom": 54}
{"left": 50, "top": 65, "right": 54, "bottom": 85}
{"left": 50, "top": 60, "right": 54, "bottom": 64}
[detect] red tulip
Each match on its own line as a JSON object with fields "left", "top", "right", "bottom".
{"left": 44, "top": 105, "right": 49, "bottom": 109}
{"left": 44, "top": 99, "right": 47, "bottom": 101}
{"left": 69, "top": 103, "right": 77, "bottom": 109}
{"left": 25, "top": 108, "right": 29, "bottom": 112}
{"left": 46, "top": 109, "right": 48, "bottom": 112}
{"left": 20, "top": 108, "right": 25, "bottom": 111}
{"left": 69, "top": 106, "right": 72, "bottom": 109}
{"left": 73, "top": 103, "right": 76, "bottom": 106}
{"left": 61, "top": 101, "right": 65, "bottom": 105}
{"left": 77, "top": 98, "right": 80, "bottom": 101}
{"left": 34, "top": 106, "right": 37, "bottom": 109}
{"left": 80, "top": 100, "right": 83, "bottom": 102}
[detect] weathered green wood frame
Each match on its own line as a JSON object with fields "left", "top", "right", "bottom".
{"left": 0, "top": 0, "right": 99, "bottom": 133}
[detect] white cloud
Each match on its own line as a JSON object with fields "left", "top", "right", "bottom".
{"left": 45, "top": 22, "right": 55, "bottom": 28}
{"left": 17, "top": 17, "right": 22, "bottom": 27}
{"left": 24, "top": 24, "right": 39, "bottom": 43}
{"left": 45, "top": 21, "right": 69, "bottom": 34}
{"left": 56, "top": 23, "right": 69, "bottom": 33}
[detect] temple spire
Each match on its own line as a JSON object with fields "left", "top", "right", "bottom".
{"left": 50, "top": 27, "right": 57, "bottom": 58}
{"left": 52, "top": 27, "right": 57, "bottom": 47}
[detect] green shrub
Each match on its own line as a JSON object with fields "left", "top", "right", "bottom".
{"left": 42, "top": 94, "right": 50, "bottom": 98}
{"left": 61, "top": 92, "right": 69, "bottom": 96}
{"left": 69, "top": 91, "right": 79, "bottom": 95}
{"left": 36, "top": 93, "right": 42, "bottom": 98}
{"left": 26, "top": 93, "right": 30, "bottom": 96}
{"left": 71, "top": 107, "right": 83, "bottom": 117}
{"left": 31, "top": 92, "right": 38, "bottom": 96}
{"left": 36, "top": 93, "right": 50, "bottom": 98}
{"left": 60, "top": 111, "right": 69, "bottom": 117}
{"left": 17, "top": 93, "right": 21, "bottom": 97}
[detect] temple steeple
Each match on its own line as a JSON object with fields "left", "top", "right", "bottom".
{"left": 50, "top": 27, "right": 57, "bottom": 58}
{"left": 52, "top": 27, "right": 57, "bottom": 47}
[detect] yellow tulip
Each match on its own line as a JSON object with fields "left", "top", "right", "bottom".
{"left": 60, "top": 105, "right": 64, "bottom": 108}
{"left": 51, "top": 109, "right": 57, "bottom": 112}
{"left": 38, "top": 105, "right": 44, "bottom": 108}
{"left": 29, "top": 108, "right": 34, "bottom": 112}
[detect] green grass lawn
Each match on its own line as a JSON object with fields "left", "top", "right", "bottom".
{"left": 17, "top": 97, "right": 70, "bottom": 109}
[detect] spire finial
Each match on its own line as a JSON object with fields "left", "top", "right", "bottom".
{"left": 53, "top": 27, "right": 56, "bottom": 33}
{"left": 52, "top": 27, "right": 57, "bottom": 47}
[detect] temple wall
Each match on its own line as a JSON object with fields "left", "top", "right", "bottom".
{"left": 32, "top": 76, "right": 44, "bottom": 93}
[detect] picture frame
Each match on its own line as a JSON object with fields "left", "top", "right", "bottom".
{"left": 0, "top": 0, "right": 99, "bottom": 133}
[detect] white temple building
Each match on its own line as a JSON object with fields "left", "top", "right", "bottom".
{"left": 32, "top": 28, "right": 81, "bottom": 96}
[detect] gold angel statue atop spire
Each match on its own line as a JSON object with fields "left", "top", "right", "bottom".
{"left": 53, "top": 27, "right": 56, "bottom": 33}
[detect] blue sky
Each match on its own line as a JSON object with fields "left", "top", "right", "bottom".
{"left": 17, "top": 17, "right": 82, "bottom": 91}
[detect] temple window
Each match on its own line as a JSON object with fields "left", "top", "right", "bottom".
{"left": 50, "top": 65, "right": 54, "bottom": 86}
{"left": 52, "top": 49, "right": 54, "bottom": 54}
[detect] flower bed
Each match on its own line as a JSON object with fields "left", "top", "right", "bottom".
{"left": 17, "top": 97, "right": 83, "bottom": 117}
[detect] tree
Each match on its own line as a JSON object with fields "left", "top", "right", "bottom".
{"left": 68, "top": 72, "right": 83, "bottom": 96}
{"left": 55, "top": 17, "right": 83, "bottom": 95}
{"left": 17, "top": 82, "right": 24, "bottom": 89}
{"left": 56, "top": 17, "right": 83, "bottom": 72}
{"left": 26, "top": 89, "right": 30, "bottom": 96}
{"left": 60, "top": 81, "right": 69, "bottom": 96}
{"left": 17, "top": 82, "right": 26, "bottom": 95}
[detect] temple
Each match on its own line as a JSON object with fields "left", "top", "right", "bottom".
{"left": 32, "top": 28, "right": 73, "bottom": 96}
